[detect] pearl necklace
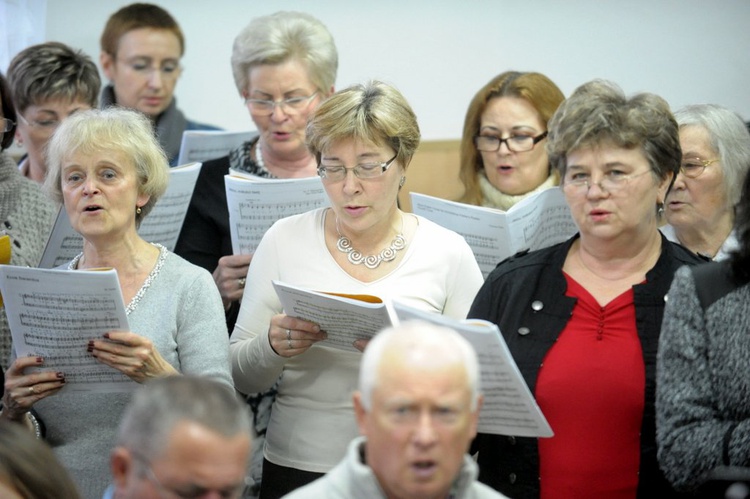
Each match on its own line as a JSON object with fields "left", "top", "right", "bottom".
{"left": 254, "top": 139, "right": 265, "bottom": 169}
{"left": 335, "top": 214, "right": 406, "bottom": 269}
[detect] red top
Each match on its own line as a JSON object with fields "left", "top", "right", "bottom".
{"left": 536, "top": 273, "right": 645, "bottom": 499}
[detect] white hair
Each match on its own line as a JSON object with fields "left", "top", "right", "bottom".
{"left": 358, "top": 320, "right": 481, "bottom": 411}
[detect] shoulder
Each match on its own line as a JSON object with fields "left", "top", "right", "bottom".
{"left": 485, "top": 239, "right": 569, "bottom": 284}
{"left": 161, "top": 250, "right": 215, "bottom": 284}
{"left": 185, "top": 120, "right": 221, "bottom": 131}
{"left": 660, "top": 236, "right": 709, "bottom": 268}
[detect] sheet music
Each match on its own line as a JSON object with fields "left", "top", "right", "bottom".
{"left": 0, "top": 266, "right": 136, "bottom": 393}
{"left": 272, "top": 281, "right": 391, "bottom": 353}
{"left": 137, "top": 162, "right": 202, "bottom": 251}
{"left": 410, "top": 188, "right": 576, "bottom": 278}
{"left": 389, "top": 301, "right": 553, "bottom": 438}
{"left": 38, "top": 207, "right": 83, "bottom": 268}
{"left": 226, "top": 175, "right": 330, "bottom": 254}
{"left": 177, "top": 130, "right": 255, "bottom": 165}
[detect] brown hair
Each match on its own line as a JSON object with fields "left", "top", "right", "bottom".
{"left": 100, "top": 3, "right": 184, "bottom": 57}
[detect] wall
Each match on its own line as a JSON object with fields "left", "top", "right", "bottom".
{"left": 24, "top": 0, "right": 750, "bottom": 140}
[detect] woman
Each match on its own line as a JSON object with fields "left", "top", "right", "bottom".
{"left": 175, "top": 10, "right": 337, "bottom": 323}
{"left": 7, "top": 41, "right": 100, "bottom": 184}
{"left": 662, "top": 104, "right": 750, "bottom": 260}
{"left": 230, "top": 81, "right": 483, "bottom": 498}
{"left": 459, "top": 71, "right": 565, "bottom": 209}
{"left": 1, "top": 108, "right": 231, "bottom": 499}
{"left": 0, "top": 71, "right": 56, "bottom": 369}
{"left": 99, "top": 3, "right": 218, "bottom": 166}
{"left": 657, "top": 171, "right": 750, "bottom": 494}
{"left": 0, "top": 421, "right": 82, "bottom": 499}
{"left": 468, "top": 80, "right": 703, "bottom": 498}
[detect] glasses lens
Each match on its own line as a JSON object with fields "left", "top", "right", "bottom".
{"left": 680, "top": 160, "right": 706, "bottom": 178}
{"left": 474, "top": 136, "right": 497, "bottom": 152}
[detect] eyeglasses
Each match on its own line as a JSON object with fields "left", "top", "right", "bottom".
{"left": 16, "top": 113, "right": 61, "bottom": 133}
{"left": 563, "top": 169, "right": 653, "bottom": 193}
{"left": 679, "top": 157, "right": 719, "bottom": 179}
{"left": 317, "top": 153, "right": 398, "bottom": 181}
{"left": 1, "top": 118, "right": 14, "bottom": 133}
{"left": 131, "top": 451, "right": 245, "bottom": 499}
{"left": 245, "top": 92, "right": 318, "bottom": 116}
{"left": 120, "top": 58, "right": 181, "bottom": 80}
{"left": 474, "top": 131, "right": 548, "bottom": 153}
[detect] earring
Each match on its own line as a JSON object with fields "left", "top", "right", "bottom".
{"left": 136, "top": 206, "right": 142, "bottom": 215}
{"left": 399, "top": 176, "right": 406, "bottom": 188}
{"left": 657, "top": 202, "right": 664, "bottom": 217}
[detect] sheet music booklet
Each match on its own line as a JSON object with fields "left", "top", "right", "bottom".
{"left": 272, "top": 280, "right": 553, "bottom": 437}
{"left": 410, "top": 188, "right": 577, "bottom": 278}
{"left": 0, "top": 265, "right": 136, "bottom": 392}
{"left": 226, "top": 170, "right": 329, "bottom": 255}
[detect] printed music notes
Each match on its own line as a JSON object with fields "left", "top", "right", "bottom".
{"left": 410, "top": 188, "right": 577, "bottom": 278}
{"left": 0, "top": 266, "right": 134, "bottom": 392}
{"left": 177, "top": 130, "right": 255, "bottom": 165}
{"left": 226, "top": 173, "right": 330, "bottom": 255}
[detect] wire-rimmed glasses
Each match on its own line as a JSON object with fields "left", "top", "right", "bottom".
{"left": 245, "top": 92, "right": 318, "bottom": 117}
{"left": 679, "top": 157, "right": 719, "bottom": 179}
{"left": 317, "top": 153, "right": 398, "bottom": 181}
{"left": 563, "top": 169, "right": 653, "bottom": 194}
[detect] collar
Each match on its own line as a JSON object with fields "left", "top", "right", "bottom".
{"left": 478, "top": 170, "right": 558, "bottom": 211}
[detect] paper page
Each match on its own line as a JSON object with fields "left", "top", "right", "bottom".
{"left": 226, "top": 175, "right": 329, "bottom": 254}
{"left": 137, "top": 162, "right": 202, "bottom": 251}
{"left": 409, "top": 192, "right": 511, "bottom": 278}
{"left": 390, "top": 301, "right": 553, "bottom": 438}
{"left": 272, "top": 281, "right": 391, "bottom": 353}
{"left": 505, "top": 187, "right": 577, "bottom": 255}
{"left": 0, "top": 266, "right": 136, "bottom": 393}
{"left": 177, "top": 130, "right": 255, "bottom": 165}
{"left": 38, "top": 207, "right": 83, "bottom": 269}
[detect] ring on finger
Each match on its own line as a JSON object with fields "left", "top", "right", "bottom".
{"left": 27, "top": 386, "right": 35, "bottom": 395}
{"left": 288, "top": 338, "right": 293, "bottom": 349}
{"left": 238, "top": 277, "right": 246, "bottom": 289}
{"left": 286, "top": 329, "right": 292, "bottom": 341}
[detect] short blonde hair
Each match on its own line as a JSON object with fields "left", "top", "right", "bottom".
{"left": 306, "top": 81, "right": 420, "bottom": 169}
{"left": 231, "top": 11, "right": 337, "bottom": 97}
{"left": 45, "top": 107, "right": 169, "bottom": 224}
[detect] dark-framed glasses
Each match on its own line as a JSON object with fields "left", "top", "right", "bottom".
{"left": 679, "top": 157, "right": 719, "bottom": 178}
{"left": 131, "top": 451, "right": 245, "bottom": 499}
{"left": 317, "top": 153, "right": 398, "bottom": 181}
{"left": 563, "top": 169, "right": 652, "bottom": 194}
{"left": 0, "top": 118, "right": 14, "bottom": 133}
{"left": 245, "top": 92, "right": 318, "bottom": 117}
{"left": 474, "top": 131, "right": 548, "bottom": 153}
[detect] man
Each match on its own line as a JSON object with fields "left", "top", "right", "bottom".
{"left": 99, "top": 3, "right": 218, "bottom": 165}
{"left": 284, "top": 321, "right": 507, "bottom": 499}
{"left": 105, "top": 376, "right": 251, "bottom": 499}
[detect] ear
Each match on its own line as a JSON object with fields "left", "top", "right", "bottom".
{"left": 101, "top": 52, "right": 116, "bottom": 81}
{"left": 14, "top": 129, "right": 22, "bottom": 145}
{"left": 110, "top": 446, "right": 133, "bottom": 490}
{"left": 136, "top": 193, "right": 150, "bottom": 211}
{"left": 325, "top": 85, "right": 335, "bottom": 98}
{"left": 353, "top": 391, "right": 369, "bottom": 436}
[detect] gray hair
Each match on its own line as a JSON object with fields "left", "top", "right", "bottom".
{"left": 547, "top": 79, "right": 680, "bottom": 183}
{"left": 116, "top": 376, "right": 251, "bottom": 461}
{"left": 674, "top": 104, "right": 750, "bottom": 208}
{"left": 231, "top": 11, "right": 338, "bottom": 97}
{"left": 7, "top": 41, "right": 100, "bottom": 113}
{"left": 44, "top": 107, "right": 169, "bottom": 225}
{"left": 358, "top": 320, "right": 481, "bottom": 411}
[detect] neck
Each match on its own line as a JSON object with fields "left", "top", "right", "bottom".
{"left": 577, "top": 225, "right": 662, "bottom": 280}
{"left": 258, "top": 140, "right": 317, "bottom": 179}
{"left": 334, "top": 207, "right": 403, "bottom": 254}
{"left": 674, "top": 212, "right": 733, "bottom": 258}
{"left": 21, "top": 158, "right": 45, "bottom": 184}
{"left": 79, "top": 233, "right": 153, "bottom": 273}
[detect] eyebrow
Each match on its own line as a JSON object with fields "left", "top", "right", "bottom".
{"left": 479, "top": 125, "right": 539, "bottom": 133}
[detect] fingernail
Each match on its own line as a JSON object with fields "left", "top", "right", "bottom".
{"left": 87, "top": 342, "right": 94, "bottom": 353}
{"left": 36, "top": 356, "right": 43, "bottom": 363}
{"left": 56, "top": 372, "right": 64, "bottom": 380}
{"left": 103, "top": 333, "right": 110, "bottom": 339}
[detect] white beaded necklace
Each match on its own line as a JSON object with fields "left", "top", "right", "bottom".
{"left": 335, "top": 214, "right": 406, "bottom": 269}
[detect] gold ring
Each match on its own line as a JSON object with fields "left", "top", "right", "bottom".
{"left": 238, "top": 277, "right": 246, "bottom": 289}
{"left": 27, "top": 386, "right": 35, "bottom": 395}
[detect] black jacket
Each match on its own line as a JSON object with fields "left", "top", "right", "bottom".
{"left": 468, "top": 234, "right": 703, "bottom": 498}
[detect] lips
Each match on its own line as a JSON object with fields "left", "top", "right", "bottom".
{"left": 411, "top": 459, "right": 438, "bottom": 479}
{"left": 496, "top": 165, "right": 514, "bottom": 174}
{"left": 344, "top": 206, "right": 367, "bottom": 217}
{"left": 83, "top": 204, "right": 103, "bottom": 212}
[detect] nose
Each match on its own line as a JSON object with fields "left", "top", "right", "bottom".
{"left": 147, "top": 68, "right": 163, "bottom": 88}
{"left": 584, "top": 178, "right": 609, "bottom": 198}
{"left": 341, "top": 168, "right": 361, "bottom": 194}
{"left": 497, "top": 138, "right": 513, "bottom": 154}
{"left": 82, "top": 176, "right": 100, "bottom": 195}
{"left": 269, "top": 102, "right": 289, "bottom": 121}
{"left": 412, "top": 412, "right": 438, "bottom": 448}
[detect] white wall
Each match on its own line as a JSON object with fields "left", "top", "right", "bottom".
{"left": 35, "top": 0, "right": 750, "bottom": 139}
